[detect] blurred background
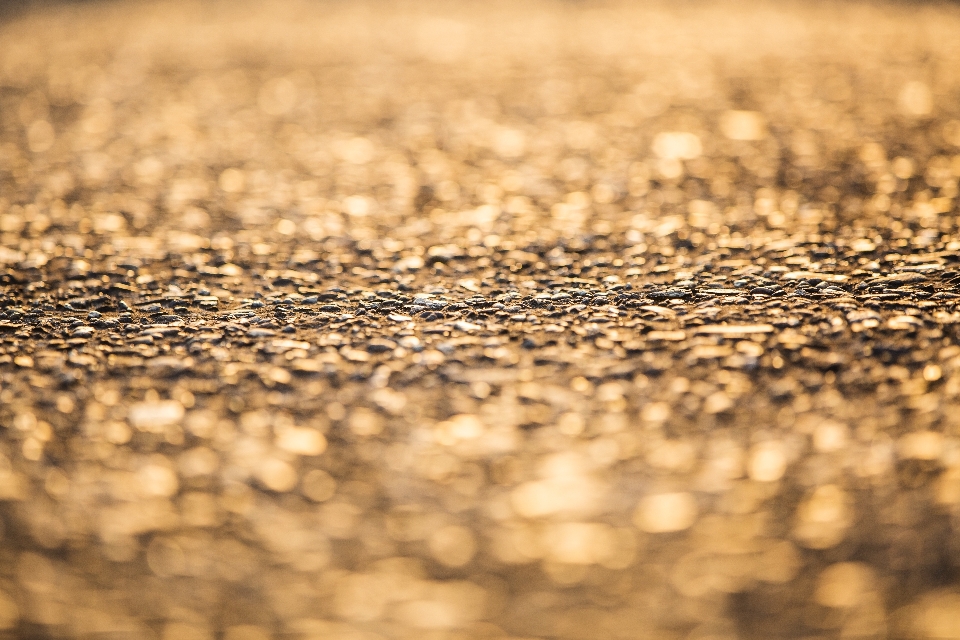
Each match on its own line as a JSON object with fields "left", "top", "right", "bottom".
{"left": 3, "top": 1, "right": 960, "bottom": 640}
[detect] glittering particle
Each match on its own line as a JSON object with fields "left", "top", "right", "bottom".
{"left": 720, "top": 110, "right": 766, "bottom": 141}
{"left": 218, "top": 168, "right": 245, "bottom": 193}
{"left": 899, "top": 591, "right": 960, "bottom": 639}
{"left": 275, "top": 218, "right": 296, "bottom": 235}
{"left": 138, "top": 457, "right": 179, "bottom": 497}
{"left": 1, "top": 467, "right": 29, "bottom": 500}
{"left": 641, "top": 402, "right": 671, "bottom": 424}
{"left": 703, "top": 391, "right": 734, "bottom": 414}
{"left": 813, "top": 421, "right": 848, "bottom": 453}
{"left": 924, "top": 364, "right": 943, "bottom": 382}
{"left": 348, "top": 408, "right": 383, "bottom": 437}
{"left": 392, "top": 581, "right": 486, "bottom": 629}
{"left": 815, "top": 562, "right": 875, "bottom": 608}
{"left": 493, "top": 127, "right": 527, "bottom": 158}
{"left": 557, "top": 412, "right": 585, "bottom": 436}
{"left": 179, "top": 446, "right": 219, "bottom": 477}
{"left": 276, "top": 427, "right": 327, "bottom": 456}
{"left": 434, "top": 414, "right": 485, "bottom": 446}
{"left": 542, "top": 521, "right": 625, "bottom": 568}
{"left": 647, "top": 439, "right": 697, "bottom": 472}
{"left": 898, "top": 431, "right": 943, "bottom": 461}
{"left": 301, "top": 469, "right": 337, "bottom": 502}
{"left": 892, "top": 156, "right": 916, "bottom": 179}
{"left": 647, "top": 330, "right": 687, "bottom": 342}
{"left": 633, "top": 492, "right": 698, "bottom": 533}
{"left": 320, "top": 500, "right": 361, "bottom": 539}
{"left": 180, "top": 491, "right": 220, "bottom": 527}
{"left": 22, "top": 437, "right": 43, "bottom": 461}
{"left": 652, "top": 131, "right": 702, "bottom": 160}
{"left": 936, "top": 467, "right": 960, "bottom": 505}
{"left": 570, "top": 377, "right": 592, "bottom": 393}
{"left": 748, "top": 441, "right": 788, "bottom": 482}
{"left": 128, "top": 400, "right": 185, "bottom": 432}
{"left": 898, "top": 81, "right": 933, "bottom": 117}
{"left": 258, "top": 458, "right": 298, "bottom": 492}
{"left": 794, "top": 484, "right": 852, "bottom": 549}
{"left": 333, "top": 572, "right": 389, "bottom": 622}
{"left": 342, "top": 195, "right": 373, "bottom": 217}
{"left": 512, "top": 453, "right": 605, "bottom": 518}
{"left": 756, "top": 540, "right": 801, "bottom": 584}
{"left": 43, "top": 468, "right": 69, "bottom": 500}
{"left": 336, "top": 136, "right": 376, "bottom": 165}
{"left": 105, "top": 420, "right": 132, "bottom": 444}
{"left": 147, "top": 537, "right": 187, "bottom": 578}
{"left": 428, "top": 525, "right": 477, "bottom": 567}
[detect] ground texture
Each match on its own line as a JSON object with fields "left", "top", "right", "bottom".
{"left": 2, "top": 1, "right": 960, "bottom": 638}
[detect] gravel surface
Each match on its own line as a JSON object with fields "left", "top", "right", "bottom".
{"left": 3, "top": 1, "right": 960, "bottom": 638}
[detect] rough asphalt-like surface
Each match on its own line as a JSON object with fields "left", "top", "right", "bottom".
{"left": 3, "top": 1, "right": 960, "bottom": 638}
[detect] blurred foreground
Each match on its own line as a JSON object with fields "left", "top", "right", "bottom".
{"left": 3, "top": 1, "right": 960, "bottom": 638}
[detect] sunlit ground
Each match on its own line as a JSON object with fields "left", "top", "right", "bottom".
{"left": 2, "top": 1, "right": 960, "bottom": 638}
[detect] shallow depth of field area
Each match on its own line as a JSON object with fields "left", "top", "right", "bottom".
{"left": 2, "top": 1, "right": 960, "bottom": 638}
